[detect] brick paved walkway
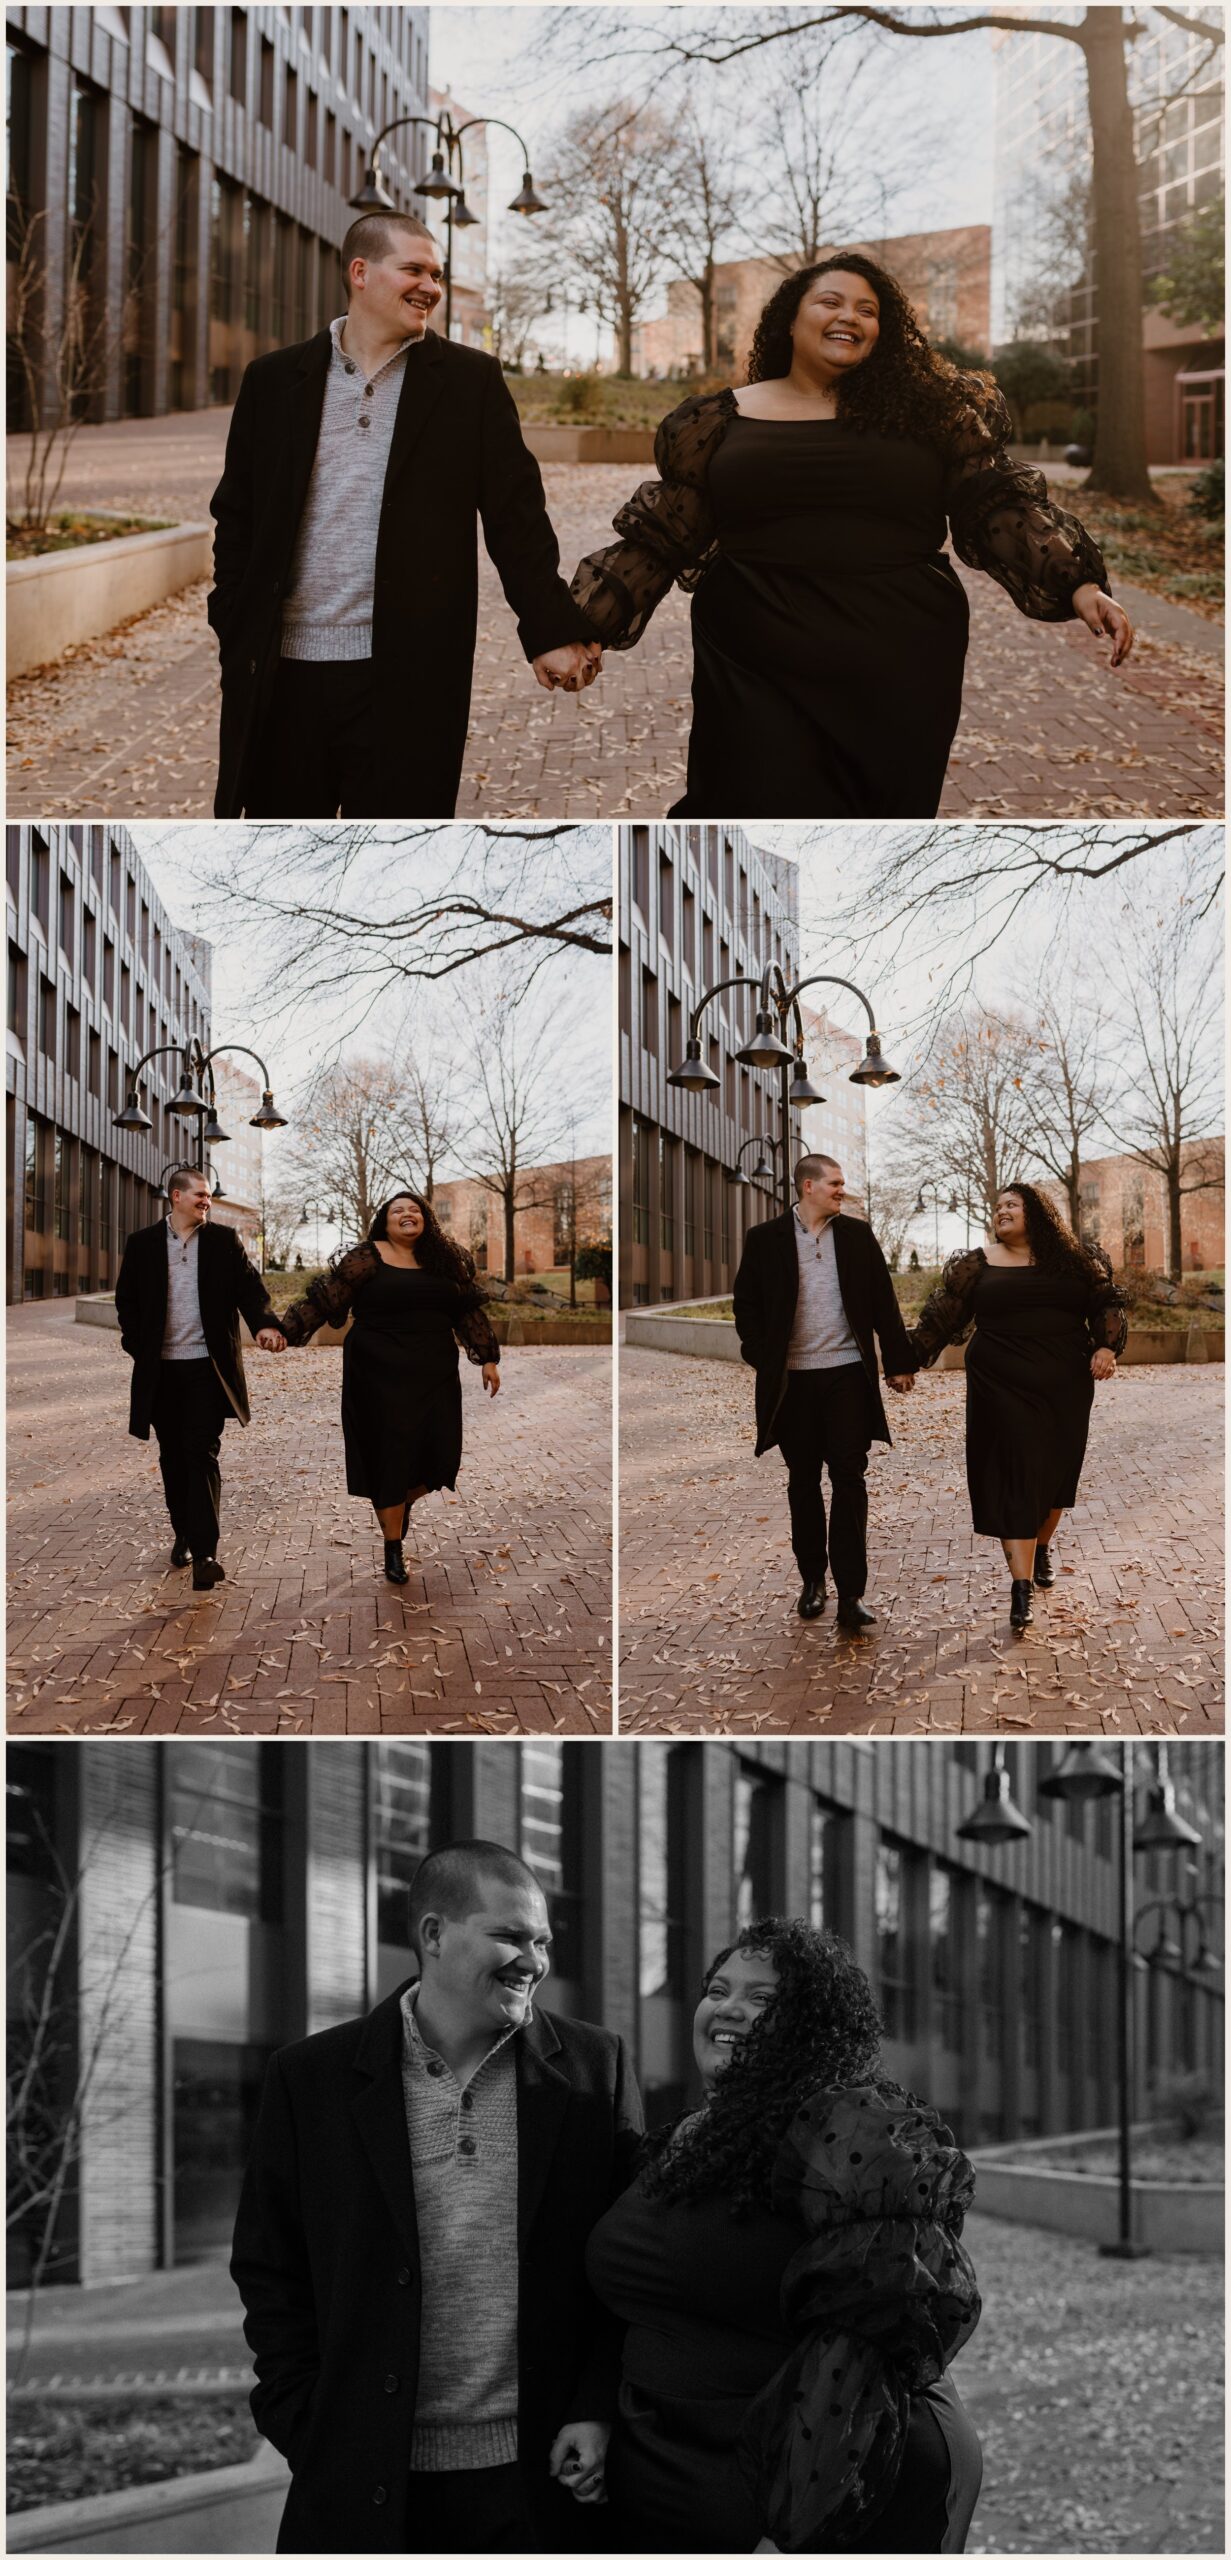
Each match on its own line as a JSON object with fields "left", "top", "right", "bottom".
{"left": 6, "top": 416, "right": 1222, "bottom": 818}
{"left": 7, "top": 1303, "right": 611, "bottom": 1734}
{"left": 619, "top": 1350, "right": 1223, "bottom": 1734}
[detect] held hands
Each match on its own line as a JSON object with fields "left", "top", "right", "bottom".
{"left": 885, "top": 1373, "right": 915, "bottom": 1394}
{"left": 531, "top": 639, "right": 603, "bottom": 694}
{"left": 1091, "top": 1348, "right": 1118, "bottom": 1381}
{"left": 256, "top": 1328, "right": 286, "bottom": 1353}
{"left": 482, "top": 1361, "right": 501, "bottom": 1397}
{"left": 548, "top": 2419, "right": 610, "bottom": 2506}
{"left": 1072, "top": 584, "right": 1134, "bottom": 666}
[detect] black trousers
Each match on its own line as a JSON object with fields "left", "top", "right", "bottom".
{"left": 150, "top": 1359, "right": 230, "bottom": 1560}
{"left": 775, "top": 1364, "right": 875, "bottom": 1598}
{"left": 243, "top": 659, "right": 386, "bottom": 818}
{"left": 406, "top": 2464, "right": 539, "bottom": 2554}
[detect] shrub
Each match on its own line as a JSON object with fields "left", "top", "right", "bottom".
{"left": 1154, "top": 2071, "right": 1224, "bottom": 2144}
{"left": 559, "top": 371, "right": 603, "bottom": 420}
{"left": 1188, "top": 458, "right": 1224, "bottom": 520}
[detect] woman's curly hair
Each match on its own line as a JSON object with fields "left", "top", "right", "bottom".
{"left": 640, "top": 1917, "right": 885, "bottom": 2218}
{"left": 747, "top": 252, "right": 993, "bottom": 448}
{"left": 358, "top": 1189, "right": 483, "bottom": 1291}
{"left": 997, "top": 1181, "right": 1110, "bottom": 1287}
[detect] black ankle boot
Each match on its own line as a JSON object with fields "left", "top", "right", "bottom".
{"left": 383, "top": 1540, "right": 409, "bottom": 1586}
{"left": 1010, "top": 1578, "right": 1034, "bottom": 1630}
{"left": 1033, "top": 1544, "right": 1055, "bottom": 1589}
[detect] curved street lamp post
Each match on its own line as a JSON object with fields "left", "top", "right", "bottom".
{"left": 955, "top": 1739, "right": 1207, "bottom": 2259}
{"left": 668, "top": 962, "right": 901, "bottom": 1222}
{"left": 114, "top": 1037, "right": 287, "bottom": 1271}
{"left": 350, "top": 110, "right": 547, "bottom": 341}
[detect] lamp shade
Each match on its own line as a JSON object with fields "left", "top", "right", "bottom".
{"left": 115, "top": 1087, "right": 152, "bottom": 1132}
{"left": 508, "top": 169, "right": 546, "bottom": 215}
{"left": 452, "top": 192, "right": 481, "bottom": 228}
{"left": 666, "top": 1037, "right": 719, "bottom": 1093}
{"left": 169, "top": 1074, "right": 207, "bottom": 1118}
{"left": 348, "top": 165, "right": 396, "bottom": 213}
{"left": 202, "top": 1109, "right": 230, "bottom": 1145}
{"left": 849, "top": 1032, "right": 901, "bottom": 1088}
{"left": 250, "top": 1090, "right": 288, "bottom": 1131}
{"left": 1133, "top": 1778, "right": 1203, "bottom": 1853}
{"left": 787, "top": 1058, "right": 826, "bottom": 1107}
{"left": 955, "top": 1764, "right": 1032, "bottom": 1846}
{"left": 1038, "top": 1741, "right": 1123, "bottom": 1802}
{"left": 735, "top": 1010, "right": 793, "bottom": 1068}
{"left": 913, "top": 1189, "right": 926, "bottom": 1216}
{"left": 415, "top": 150, "right": 462, "bottom": 200}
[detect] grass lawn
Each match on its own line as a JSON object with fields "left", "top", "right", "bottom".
{"left": 6, "top": 2393, "right": 257, "bottom": 2513}
{"left": 1071, "top": 478, "right": 1224, "bottom": 618}
{"left": 6, "top": 512, "right": 172, "bottom": 560}
{"left": 991, "top": 2135, "right": 1223, "bottom": 2183}
{"left": 506, "top": 370, "right": 708, "bottom": 428}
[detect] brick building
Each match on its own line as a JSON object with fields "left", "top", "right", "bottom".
{"left": 6, "top": 821, "right": 212, "bottom": 1300}
{"left": 636, "top": 225, "right": 992, "bottom": 379}
{"left": 1073, "top": 1141, "right": 1225, "bottom": 1275}
{"left": 620, "top": 823, "right": 800, "bottom": 1308}
{"left": 433, "top": 1154, "right": 612, "bottom": 1281}
{"left": 8, "top": 1737, "right": 1222, "bottom": 2285}
{"left": 6, "top": 3, "right": 429, "bottom": 424}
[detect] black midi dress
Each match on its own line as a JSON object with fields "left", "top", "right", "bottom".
{"left": 279, "top": 1240, "right": 501, "bottom": 1509}
{"left": 571, "top": 379, "right": 1110, "bottom": 821}
{"left": 585, "top": 2175, "right": 982, "bottom": 2554}
{"left": 908, "top": 1248, "right": 1129, "bottom": 1539}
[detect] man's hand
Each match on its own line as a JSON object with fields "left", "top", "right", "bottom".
{"left": 1090, "top": 1348, "right": 1117, "bottom": 1381}
{"left": 885, "top": 1372, "right": 915, "bottom": 1394}
{"left": 256, "top": 1328, "right": 286, "bottom": 1353}
{"left": 549, "top": 2419, "right": 610, "bottom": 2504}
{"left": 482, "top": 1361, "right": 501, "bottom": 1397}
{"left": 532, "top": 640, "right": 602, "bottom": 694}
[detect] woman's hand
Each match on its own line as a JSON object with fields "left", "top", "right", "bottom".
{"left": 1091, "top": 1348, "right": 1117, "bottom": 1382}
{"left": 548, "top": 2419, "right": 609, "bottom": 2504}
{"left": 482, "top": 1361, "right": 501, "bottom": 1397}
{"left": 1072, "top": 584, "right": 1134, "bottom": 666}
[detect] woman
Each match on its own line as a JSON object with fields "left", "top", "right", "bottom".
{"left": 571, "top": 255, "right": 1133, "bottom": 818}
{"left": 570, "top": 1918, "right": 982, "bottom": 2554}
{"left": 280, "top": 1190, "right": 500, "bottom": 1587}
{"left": 908, "top": 1183, "right": 1128, "bottom": 1631}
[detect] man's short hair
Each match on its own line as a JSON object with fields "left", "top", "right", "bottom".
{"left": 408, "top": 1840, "right": 544, "bottom": 1947}
{"left": 340, "top": 212, "right": 438, "bottom": 297}
{"left": 166, "top": 1165, "right": 209, "bottom": 1200}
{"left": 794, "top": 1153, "right": 842, "bottom": 1197}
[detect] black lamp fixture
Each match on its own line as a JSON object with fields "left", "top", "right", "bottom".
{"left": 451, "top": 191, "right": 481, "bottom": 228}
{"left": 350, "top": 163, "right": 396, "bottom": 213}
{"left": 954, "top": 1744, "right": 1032, "bottom": 1845}
{"left": 735, "top": 1010, "right": 794, "bottom": 1069}
{"left": 250, "top": 1089, "right": 288, "bottom": 1131}
{"left": 787, "top": 1052, "right": 826, "bottom": 1108}
{"left": 1133, "top": 1766, "right": 1203, "bottom": 1853}
{"left": 115, "top": 1085, "right": 153, "bottom": 1132}
{"left": 415, "top": 148, "right": 463, "bottom": 201}
{"left": 666, "top": 1035, "right": 720, "bottom": 1092}
{"left": 849, "top": 1031, "right": 902, "bottom": 1088}
{"left": 508, "top": 168, "right": 547, "bottom": 216}
{"left": 202, "top": 1105, "right": 230, "bottom": 1146}
{"left": 169, "top": 1068, "right": 207, "bottom": 1118}
{"left": 1038, "top": 1740, "right": 1124, "bottom": 1803}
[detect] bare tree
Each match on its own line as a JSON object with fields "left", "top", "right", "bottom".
{"left": 668, "top": 105, "right": 744, "bottom": 371}
{"left": 1027, "top": 973, "right": 1110, "bottom": 1232}
{"left": 456, "top": 974, "right": 605, "bottom": 1281}
{"left": 489, "top": 248, "right": 553, "bottom": 370}
{"left": 256, "top": 1182, "right": 307, "bottom": 1271}
{"left": 1103, "top": 880, "right": 1225, "bottom": 1275}
{"left": 540, "top": 102, "right": 683, "bottom": 375}
{"left": 910, "top": 1005, "right": 1049, "bottom": 1226}
{"left": 6, "top": 206, "right": 109, "bottom": 530}
{"left": 754, "top": 29, "right": 896, "bottom": 273}
{"left": 396, "top": 1023, "right": 462, "bottom": 1204}
{"left": 292, "top": 1056, "right": 428, "bottom": 1243}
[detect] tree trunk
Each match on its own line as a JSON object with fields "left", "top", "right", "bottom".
{"left": 1167, "top": 1167, "right": 1183, "bottom": 1277}
{"left": 702, "top": 257, "right": 716, "bottom": 370}
{"left": 503, "top": 1182, "right": 516, "bottom": 1282}
{"left": 1080, "top": 7, "right": 1158, "bottom": 503}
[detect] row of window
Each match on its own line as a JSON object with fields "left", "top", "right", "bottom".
{"left": 13, "top": 1117, "right": 161, "bottom": 1296}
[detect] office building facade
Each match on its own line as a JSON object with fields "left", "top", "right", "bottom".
{"left": 6, "top": 3, "right": 430, "bottom": 424}
{"left": 6, "top": 821, "right": 212, "bottom": 1300}
{"left": 620, "top": 823, "right": 800, "bottom": 1308}
{"left": 8, "top": 1736, "right": 1222, "bottom": 2286}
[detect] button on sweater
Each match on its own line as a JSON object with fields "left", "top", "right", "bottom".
{"left": 400, "top": 1984, "right": 522, "bottom": 2473}
{"left": 281, "top": 316, "right": 418, "bottom": 663}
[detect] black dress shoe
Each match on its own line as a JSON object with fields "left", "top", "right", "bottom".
{"left": 1033, "top": 1544, "right": 1055, "bottom": 1589}
{"left": 171, "top": 1538, "right": 190, "bottom": 1569}
{"left": 797, "top": 1579, "right": 827, "bottom": 1619}
{"left": 1010, "top": 1578, "right": 1034, "bottom": 1630}
{"left": 192, "top": 1557, "right": 226, "bottom": 1591}
{"left": 836, "top": 1597, "right": 877, "bottom": 1632}
{"left": 383, "top": 1540, "right": 410, "bottom": 1586}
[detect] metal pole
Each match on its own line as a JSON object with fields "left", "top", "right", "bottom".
{"left": 1101, "top": 1745, "right": 1149, "bottom": 2258}
{"left": 445, "top": 188, "right": 454, "bottom": 338}
{"left": 779, "top": 1051, "right": 792, "bottom": 1218}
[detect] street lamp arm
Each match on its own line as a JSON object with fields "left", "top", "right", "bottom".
{"left": 688, "top": 973, "right": 761, "bottom": 1041}
{"left": 450, "top": 113, "right": 534, "bottom": 163}
{"left": 125, "top": 1041, "right": 190, "bottom": 1086}
{"left": 199, "top": 1041, "right": 274, "bottom": 1089}
{"left": 369, "top": 111, "right": 444, "bottom": 164}
{"left": 781, "top": 971, "right": 881, "bottom": 1034}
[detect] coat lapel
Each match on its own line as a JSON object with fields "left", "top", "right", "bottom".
{"left": 380, "top": 328, "right": 449, "bottom": 514}
{"left": 351, "top": 1981, "right": 420, "bottom": 2270}
{"left": 287, "top": 330, "right": 333, "bottom": 529}
{"left": 516, "top": 2007, "right": 571, "bottom": 2255}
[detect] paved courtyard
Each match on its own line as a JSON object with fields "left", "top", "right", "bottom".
{"left": 7, "top": 1302, "right": 611, "bottom": 1734}
{"left": 619, "top": 1350, "right": 1223, "bottom": 1733}
{"left": 6, "top": 411, "right": 1223, "bottom": 818}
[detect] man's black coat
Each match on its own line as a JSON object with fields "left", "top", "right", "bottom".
{"left": 208, "top": 327, "right": 595, "bottom": 818}
{"left": 113, "top": 1219, "right": 280, "bottom": 1439}
{"left": 732, "top": 1209, "right": 915, "bottom": 1455}
{"left": 229, "top": 1985, "right": 645, "bottom": 2556}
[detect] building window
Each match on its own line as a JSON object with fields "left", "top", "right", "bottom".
{"left": 36, "top": 975, "right": 52, "bottom": 1056}
{"left": 629, "top": 825, "right": 649, "bottom": 917}
{"left": 809, "top": 1797, "right": 849, "bottom": 1935}
{"left": 373, "top": 1741, "right": 447, "bottom": 1948}
{"left": 173, "top": 2040, "right": 272, "bottom": 2260}
{"left": 638, "top": 1743, "right": 691, "bottom": 2121}
{"left": 8, "top": 942, "right": 25, "bottom": 1038}
{"left": 658, "top": 1131, "right": 675, "bottom": 1253}
{"left": 519, "top": 1742, "right": 585, "bottom": 1991}
{"left": 30, "top": 831, "right": 49, "bottom": 935}
{"left": 168, "top": 1742, "right": 284, "bottom": 1921}
{"left": 258, "top": 36, "right": 275, "bottom": 128}
{"left": 875, "top": 1840, "right": 913, "bottom": 2039}
{"left": 631, "top": 1116, "right": 650, "bottom": 1247}
{"left": 930, "top": 1864, "right": 963, "bottom": 2052}
{"left": 734, "top": 1764, "right": 780, "bottom": 1928}
{"left": 977, "top": 1882, "right": 1008, "bottom": 2062}
{"left": 683, "top": 1149, "right": 699, "bottom": 1258}
{"left": 65, "top": 1003, "right": 81, "bottom": 1080}
{"left": 283, "top": 60, "right": 298, "bottom": 148}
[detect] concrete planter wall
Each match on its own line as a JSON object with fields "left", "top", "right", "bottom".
{"left": 521, "top": 424, "right": 656, "bottom": 464}
{"left": 8, "top": 523, "right": 213, "bottom": 677}
{"left": 6, "top": 2438, "right": 288, "bottom": 2556}
{"left": 972, "top": 2127, "right": 1223, "bottom": 2253}
{"left": 74, "top": 1295, "right": 610, "bottom": 1352}
{"left": 623, "top": 1305, "right": 1224, "bottom": 1367}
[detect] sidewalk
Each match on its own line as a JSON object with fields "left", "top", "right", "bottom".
{"left": 6, "top": 416, "right": 1221, "bottom": 819}
{"left": 619, "top": 1351, "right": 1223, "bottom": 1733}
{"left": 7, "top": 1303, "right": 611, "bottom": 1734}
{"left": 7, "top": 2263, "right": 248, "bottom": 2394}
{"left": 961, "top": 2211, "right": 1222, "bottom": 2552}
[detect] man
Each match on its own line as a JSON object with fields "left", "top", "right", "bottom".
{"left": 208, "top": 214, "right": 599, "bottom": 818}
{"left": 231, "top": 1840, "right": 643, "bottom": 2555}
{"left": 732, "top": 1154, "right": 915, "bottom": 1631}
{"left": 114, "top": 1167, "right": 285, "bottom": 1591}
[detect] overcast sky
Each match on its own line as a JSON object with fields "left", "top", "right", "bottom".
{"left": 428, "top": 5, "right": 996, "bottom": 359}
